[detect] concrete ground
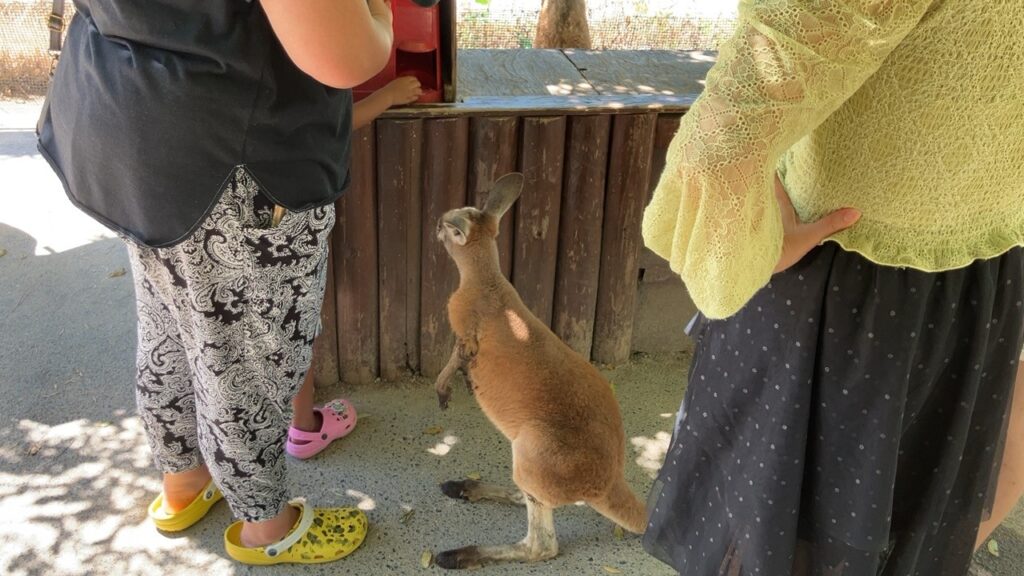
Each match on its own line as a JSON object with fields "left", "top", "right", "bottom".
{"left": 1, "top": 99, "right": 1021, "bottom": 576}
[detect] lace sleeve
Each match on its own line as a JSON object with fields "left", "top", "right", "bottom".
{"left": 642, "top": 0, "right": 936, "bottom": 319}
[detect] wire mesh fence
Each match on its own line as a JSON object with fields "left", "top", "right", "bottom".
{"left": 458, "top": 6, "right": 735, "bottom": 50}
{"left": 0, "top": 0, "right": 733, "bottom": 100}
{"left": 0, "top": 1, "right": 74, "bottom": 98}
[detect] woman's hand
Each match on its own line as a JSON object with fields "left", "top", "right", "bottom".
{"left": 773, "top": 173, "right": 861, "bottom": 274}
{"left": 383, "top": 76, "right": 424, "bottom": 107}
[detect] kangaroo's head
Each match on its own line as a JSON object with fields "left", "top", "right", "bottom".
{"left": 436, "top": 172, "right": 523, "bottom": 267}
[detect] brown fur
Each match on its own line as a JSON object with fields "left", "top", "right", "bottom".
{"left": 534, "top": 0, "right": 592, "bottom": 49}
{"left": 432, "top": 173, "right": 646, "bottom": 569}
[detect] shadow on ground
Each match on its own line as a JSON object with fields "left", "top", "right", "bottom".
{"left": 0, "top": 222, "right": 241, "bottom": 574}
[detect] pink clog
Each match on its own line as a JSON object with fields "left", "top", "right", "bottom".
{"left": 286, "top": 398, "right": 357, "bottom": 459}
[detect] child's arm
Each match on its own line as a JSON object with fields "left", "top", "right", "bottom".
{"left": 261, "top": 0, "right": 394, "bottom": 89}
{"left": 353, "top": 76, "right": 424, "bottom": 130}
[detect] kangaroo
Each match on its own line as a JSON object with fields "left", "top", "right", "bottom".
{"left": 431, "top": 172, "right": 647, "bottom": 570}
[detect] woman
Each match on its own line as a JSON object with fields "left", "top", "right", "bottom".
{"left": 642, "top": 0, "right": 1024, "bottom": 574}
{"left": 38, "top": 0, "right": 393, "bottom": 566}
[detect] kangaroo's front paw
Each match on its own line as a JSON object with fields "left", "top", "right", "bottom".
{"left": 435, "top": 546, "right": 484, "bottom": 570}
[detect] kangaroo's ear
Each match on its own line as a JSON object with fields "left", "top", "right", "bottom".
{"left": 482, "top": 172, "right": 524, "bottom": 220}
{"left": 444, "top": 214, "right": 471, "bottom": 246}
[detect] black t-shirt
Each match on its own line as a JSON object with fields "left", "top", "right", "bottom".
{"left": 37, "top": 0, "right": 352, "bottom": 248}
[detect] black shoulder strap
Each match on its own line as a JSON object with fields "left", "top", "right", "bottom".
{"left": 48, "top": 0, "right": 66, "bottom": 53}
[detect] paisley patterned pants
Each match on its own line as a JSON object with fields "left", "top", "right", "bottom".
{"left": 125, "top": 168, "right": 335, "bottom": 521}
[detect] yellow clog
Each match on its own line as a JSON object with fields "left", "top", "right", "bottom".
{"left": 223, "top": 498, "right": 368, "bottom": 565}
{"left": 148, "top": 480, "right": 222, "bottom": 532}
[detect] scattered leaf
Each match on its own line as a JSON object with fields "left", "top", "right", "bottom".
{"left": 96, "top": 421, "right": 112, "bottom": 428}
{"left": 466, "top": 472, "right": 482, "bottom": 481}
{"left": 420, "top": 549, "right": 433, "bottom": 569}
{"left": 423, "top": 425, "right": 444, "bottom": 436}
{"left": 613, "top": 525, "right": 625, "bottom": 540}
{"left": 602, "top": 566, "right": 622, "bottom": 574}
{"left": 400, "top": 508, "right": 416, "bottom": 524}
{"left": 27, "top": 442, "right": 41, "bottom": 456}
{"left": 987, "top": 539, "right": 1000, "bottom": 557}
{"left": 108, "top": 267, "right": 126, "bottom": 278}
{"left": 0, "top": 248, "right": 7, "bottom": 258}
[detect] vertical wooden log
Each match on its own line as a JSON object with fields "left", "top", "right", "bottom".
{"left": 440, "top": 0, "right": 458, "bottom": 102}
{"left": 592, "top": 113, "right": 657, "bottom": 365}
{"left": 334, "top": 125, "right": 380, "bottom": 384}
{"left": 552, "top": 114, "right": 611, "bottom": 358}
{"left": 639, "top": 113, "right": 683, "bottom": 284}
{"left": 514, "top": 116, "right": 567, "bottom": 327}
{"left": 468, "top": 116, "right": 519, "bottom": 279}
{"left": 635, "top": 114, "right": 691, "bottom": 355}
{"left": 312, "top": 251, "right": 340, "bottom": 389}
{"left": 419, "top": 117, "right": 469, "bottom": 378}
{"left": 649, "top": 114, "right": 681, "bottom": 202}
{"left": 377, "top": 119, "right": 424, "bottom": 381}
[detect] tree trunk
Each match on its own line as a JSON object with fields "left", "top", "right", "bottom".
{"left": 534, "top": 0, "right": 591, "bottom": 49}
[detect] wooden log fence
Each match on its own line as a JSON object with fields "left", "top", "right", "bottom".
{"left": 314, "top": 108, "right": 688, "bottom": 386}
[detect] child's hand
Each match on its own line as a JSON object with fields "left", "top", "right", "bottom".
{"left": 384, "top": 76, "right": 424, "bottom": 107}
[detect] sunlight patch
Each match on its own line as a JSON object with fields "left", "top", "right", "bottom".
{"left": 505, "top": 309, "right": 530, "bottom": 341}
{"left": 345, "top": 489, "right": 377, "bottom": 511}
{"left": 428, "top": 435, "right": 460, "bottom": 456}
{"left": 2, "top": 156, "right": 115, "bottom": 254}
{"left": 630, "top": 431, "right": 671, "bottom": 478}
{"left": 1, "top": 417, "right": 231, "bottom": 575}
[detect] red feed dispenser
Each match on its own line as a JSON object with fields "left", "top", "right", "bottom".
{"left": 354, "top": 0, "right": 444, "bottom": 104}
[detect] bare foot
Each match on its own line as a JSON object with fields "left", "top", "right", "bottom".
{"left": 291, "top": 408, "right": 322, "bottom": 434}
{"left": 240, "top": 504, "right": 301, "bottom": 548}
{"left": 162, "top": 465, "right": 213, "bottom": 513}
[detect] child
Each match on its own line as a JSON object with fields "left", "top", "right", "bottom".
{"left": 642, "top": 0, "right": 1024, "bottom": 573}
{"left": 287, "top": 75, "right": 423, "bottom": 459}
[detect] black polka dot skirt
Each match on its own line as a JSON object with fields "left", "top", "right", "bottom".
{"left": 643, "top": 244, "right": 1024, "bottom": 576}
